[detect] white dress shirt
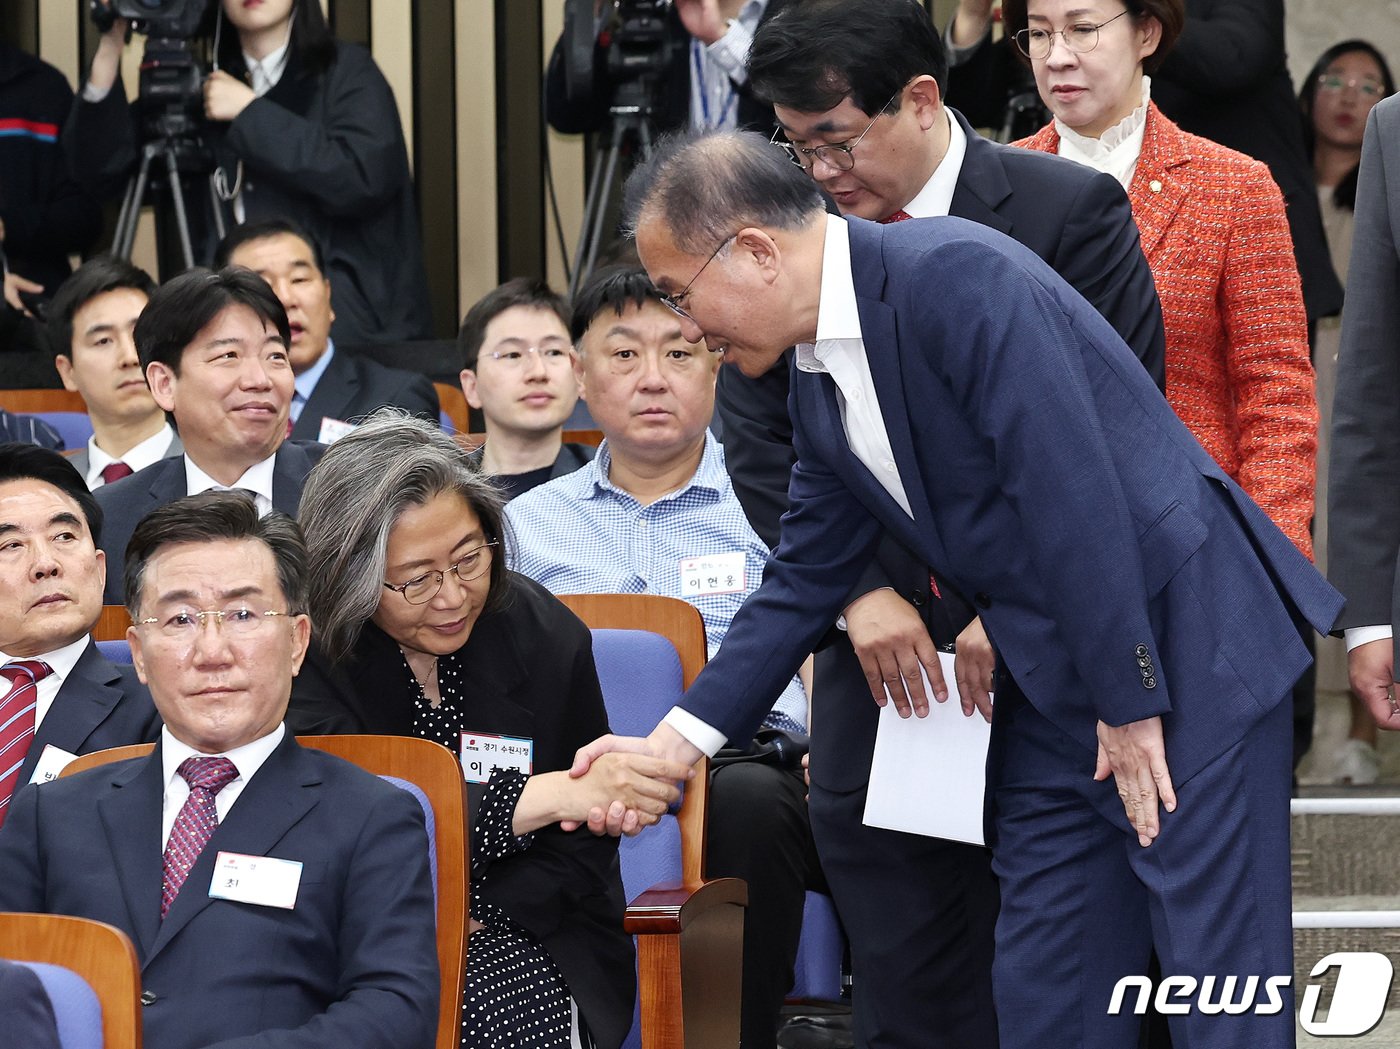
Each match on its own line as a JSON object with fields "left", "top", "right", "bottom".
{"left": 87, "top": 424, "right": 177, "bottom": 489}
{"left": 161, "top": 723, "right": 285, "bottom": 849}
{"left": 901, "top": 108, "right": 967, "bottom": 219}
{"left": 1, "top": 635, "right": 91, "bottom": 732}
{"left": 688, "top": 0, "right": 768, "bottom": 130}
{"left": 184, "top": 454, "right": 277, "bottom": 517}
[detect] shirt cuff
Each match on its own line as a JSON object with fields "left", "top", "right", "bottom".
{"left": 1346, "top": 625, "right": 1393, "bottom": 651}
{"left": 706, "top": 20, "right": 755, "bottom": 84}
{"left": 82, "top": 81, "right": 113, "bottom": 103}
{"left": 662, "top": 707, "right": 727, "bottom": 758}
{"left": 944, "top": 22, "right": 991, "bottom": 68}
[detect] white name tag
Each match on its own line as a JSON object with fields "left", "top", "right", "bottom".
{"left": 679, "top": 552, "right": 747, "bottom": 597}
{"left": 28, "top": 744, "right": 79, "bottom": 784}
{"left": 317, "top": 417, "right": 357, "bottom": 444}
{"left": 208, "top": 852, "right": 303, "bottom": 909}
{"left": 460, "top": 731, "right": 534, "bottom": 784}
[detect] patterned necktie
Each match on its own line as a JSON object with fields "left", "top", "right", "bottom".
{"left": 101, "top": 461, "right": 134, "bottom": 485}
{"left": 161, "top": 756, "right": 240, "bottom": 918}
{"left": 881, "top": 209, "right": 914, "bottom": 223}
{"left": 0, "top": 660, "right": 53, "bottom": 827}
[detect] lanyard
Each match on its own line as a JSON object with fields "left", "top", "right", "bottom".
{"left": 692, "top": 38, "right": 739, "bottom": 130}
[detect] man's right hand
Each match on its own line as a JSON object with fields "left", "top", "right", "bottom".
{"left": 843, "top": 588, "right": 947, "bottom": 717}
{"left": 564, "top": 723, "right": 701, "bottom": 836}
{"left": 1349, "top": 638, "right": 1400, "bottom": 730}
{"left": 950, "top": 0, "right": 995, "bottom": 47}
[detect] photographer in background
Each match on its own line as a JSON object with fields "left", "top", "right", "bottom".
{"left": 67, "top": 0, "right": 431, "bottom": 347}
{"left": 545, "top": 0, "right": 788, "bottom": 136}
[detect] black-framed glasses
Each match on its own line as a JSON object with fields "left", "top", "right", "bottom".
{"left": 383, "top": 542, "right": 498, "bottom": 604}
{"left": 1013, "top": 10, "right": 1129, "bottom": 60}
{"left": 659, "top": 234, "right": 736, "bottom": 322}
{"left": 1316, "top": 73, "right": 1385, "bottom": 98}
{"left": 769, "top": 86, "right": 904, "bottom": 173}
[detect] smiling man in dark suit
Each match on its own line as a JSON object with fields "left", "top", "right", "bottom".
{"left": 580, "top": 130, "right": 1344, "bottom": 1049}
{"left": 216, "top": 219, "right": 439, "bottom": 444}
{"left": 0, "top": 492, "right": 438, "bottom": 1049}
{"left": 95, "top": 267, "right": 325, "bottom": 603}
{"left": 0, "top": 444, "right": 159, "bottom": 820}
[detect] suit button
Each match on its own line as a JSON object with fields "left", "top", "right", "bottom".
{"left": 1143, "top": 676, "right": 1157, "bottom": 689}
{"left": 141, "top": 990, "right": 158, "bottom": 1006}
{"left": 974, "top": 592, "right": 991, "bottom": 609}
{"left": 1140, "top": 665, "right": 1154, "bottom": 678}
{"left": 910, "top": 589, "right": 926, "bottom": 607}
{"left": 1134, "top": 643, "right": 1149, "bottom": 657}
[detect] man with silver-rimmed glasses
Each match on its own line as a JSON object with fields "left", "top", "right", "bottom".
{"left": 705, "top": 1, "right": 1168, "bottom": 1046}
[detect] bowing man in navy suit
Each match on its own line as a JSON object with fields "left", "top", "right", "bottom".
{"left": 96, "top": 267, "right": 327, "bottom": 603}
{"left": 577, "top": 131, "right": 1345, "bottom": 1049}
{"left": 0, "top": 492, "right": 439, "bottom": 1049}
{"left": 0, "top": 444, "right": 159, "bottom": 823}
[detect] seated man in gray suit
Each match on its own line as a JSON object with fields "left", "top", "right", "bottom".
{"left": 47, "top": 257, "right": 180, "bottom": 488}
{"left": 95, "top": 267, "right": 325, "bottom": 603}
{"left": 0, "top": 492, "right": 439, "bottom": 1049}
{"left": 0, "top": 443, "right": 160, "bottom": 825}
{"left": 216, "top": 219, "right": 439, "bottom": 444}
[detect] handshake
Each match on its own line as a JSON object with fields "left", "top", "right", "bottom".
{"left": 559, "top": 723, "right": 705, "bottom": 837}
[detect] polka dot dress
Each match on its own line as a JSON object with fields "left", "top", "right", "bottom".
{"left": 402, "top": 653, "right": 575, "bottom": 1049}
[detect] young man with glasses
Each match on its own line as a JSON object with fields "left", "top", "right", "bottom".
{"left": 704, "top": 2, "right": 1167, "bottom": 1047}
{"left": 457, "top": 278, "right": 595, "bottom": 500}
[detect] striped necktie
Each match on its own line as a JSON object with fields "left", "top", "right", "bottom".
{"left": 0, "top": 660, "right": 53, "bottom": 827}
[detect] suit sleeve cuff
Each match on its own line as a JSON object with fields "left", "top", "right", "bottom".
{"left": 662, "top": 707, "right": 727, "bottom": 758}
{"left": 1346, "top": 625, "right": 1393, "bottom": 651}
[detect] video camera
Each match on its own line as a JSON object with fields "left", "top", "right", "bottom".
{"left": 562, "top": 0, "right": 675, "bottom": 114}
{"left": 90, "top": 0, "right": 209, "bottom": 39}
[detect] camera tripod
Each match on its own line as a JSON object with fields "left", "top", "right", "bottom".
{"left": 568, "top": 104, "right": 658, "bottom": 300}
{"left": 111, "top": 131, "right": 225, "bottom": 270}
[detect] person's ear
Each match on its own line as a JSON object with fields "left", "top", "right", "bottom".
{"left": 146, "top": 361, "right": 178, "bottom": 413}
{"left": 907, "top": 74, "right": 943, "bottom": 132}
{"left": 54, "top": 354, "right": 80, "bottom": 392}
{"left": 459, "top": 368, "right": 482, "bottom": 410}
{"left": 735, "top": 227, "right": 783, "bottom": 286}
{"left": 1137, "top": 15, "right": 1162, "bottom": 63}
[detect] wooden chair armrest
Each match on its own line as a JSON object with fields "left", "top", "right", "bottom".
{"left": 625, "top": 877, "right": 747, "bottom": 935}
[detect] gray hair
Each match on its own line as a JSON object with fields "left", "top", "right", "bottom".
{"left": 622, "top": 129, "right": 827, "bottom": 254}
{"left": 297, "top": 410, "right": 510, "bottom": 662}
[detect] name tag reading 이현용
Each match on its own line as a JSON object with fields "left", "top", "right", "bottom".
{"left": 28, "top": 744, "right": 79, "bottom": 784}
{"left": 679, "top": 552, "right": 747, "bottom": 598}
{"left": 460, "top": 732, "right": 534, "bottom": 784}
{"left": 208, "top": 852, "right": 303, "bottom": 909}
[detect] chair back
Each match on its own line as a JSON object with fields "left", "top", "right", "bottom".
{"left": 561, "top": 428, "right": 604, "bottom": 448}
{"left": 95, "top": 640, "right": 133, "bottom": 665}
{"left": 59, "top": 735, "right": 468, "bottom": 1049}
{"left": 434, "top": 382, "right": 469, "bottom": 434}
{"left": 94, "top": 606, "right": 132, "bottom": 642}
{"left": 0, "top": 389, "right": 88, "bottom": 414}
{"left": 0, "top": 912, "right": 142, "bottom": 1049}
{"left": 31, "top": 413, "right": 94, "bottom": 452}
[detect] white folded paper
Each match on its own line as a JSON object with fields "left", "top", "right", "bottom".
{"left": 862, "top": 651, "right": 992, "bottom": 846}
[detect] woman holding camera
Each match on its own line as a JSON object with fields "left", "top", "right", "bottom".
{"left": 72, "top": 0, "right": 430, "bottom": 345}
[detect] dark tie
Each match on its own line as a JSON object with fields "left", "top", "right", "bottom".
{"left": 881, "top": 209, "right": 914, "bottom": 223}
{"left": 0, "top": 660, "right": 53, "bottom": 827}
{"left": 101, "top": 461, "right": 134, "bottom": 485}
{"left": 161, "top": 756, "right": 240, "bottom": 917}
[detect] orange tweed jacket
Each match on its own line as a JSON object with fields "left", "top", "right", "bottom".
{"left": 1017, "top": 103, "right": 1317, "bottom": 558}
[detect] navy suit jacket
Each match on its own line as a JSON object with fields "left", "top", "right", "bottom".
{"left": 94, "top": 441, "right": 325, "bottom": 603}
{"left": 691, "top": 217, "right": 1341, "bottom": 786}
{"left": 291, "top": 350, "right": 440, "bottom": 441}
{"left": 14, "top": 638, "right": 161, "bottom": 789}
{"left": 0, "top": 961, "right": 62, "bottom": 1049}
{"left": 0, "top": 731, "right": 439, "bottom": 1049}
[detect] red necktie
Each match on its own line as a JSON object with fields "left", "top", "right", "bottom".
{"left": 101, "top": 461, "right": 134, "bottom": 485}
{"left": 161, "top": 756, "right": 240, "bottom": 917}
{"left": 0, "top": 660, "right": 53, "bottom": 827}
{"left": 881, "top": 209, "right": 914, "bottom": 223}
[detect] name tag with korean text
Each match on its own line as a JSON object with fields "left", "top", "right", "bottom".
{"left": 317, "top": 417, "right": 357, "bottom": 444}
{"left": 28, "top": 744, "right": 78, "bottom": 784}
{"left": 679, "top": 552, "right": 747, "bottom": 597}
{"left": 208, "top": 852, "right": 303, "bottom": 909}
{"left": 460, "top": 731, "right": 534, "bottom": 784}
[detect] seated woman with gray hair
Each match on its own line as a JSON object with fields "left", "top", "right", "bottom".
{"left": 290, "top": 410, "right": 690, "bottom": 1049}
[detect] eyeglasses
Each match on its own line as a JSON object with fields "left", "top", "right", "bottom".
{"left": 137, "top": 607, "right": 293, "bottom": 641}
{"left": 383, "top": 542, "right": 497, "bottom": 604}
{"left": 769, "top": 86, "right": 904, "bottom": 173}
{"left": 482, "top": 345, "right": 573, "bottom": 369}
{"left": 659, "top": 234, "right": 736, "bottom": 322}
{"left": 1013, "top": 10, "right": 1129, "bottom": 61}
{"left": 1316, "top": 73, "right": 1385, "bottom": 98}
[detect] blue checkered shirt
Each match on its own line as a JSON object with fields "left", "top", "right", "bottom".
{"left": 505, "top": 432, "right": 807, "bottom": 736}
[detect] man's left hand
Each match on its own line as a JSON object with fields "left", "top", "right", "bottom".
{"left": 3, "top": 272, "right": 42, "bottom": 315}
{"left": 204, "top": 70, "right": 256, "bottom": 122}
{"left": 1095, "top": 716, "right": 1176, "bottom": 847}
{"left": 674, "top": 0, "right": 729, "bottom": 44}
